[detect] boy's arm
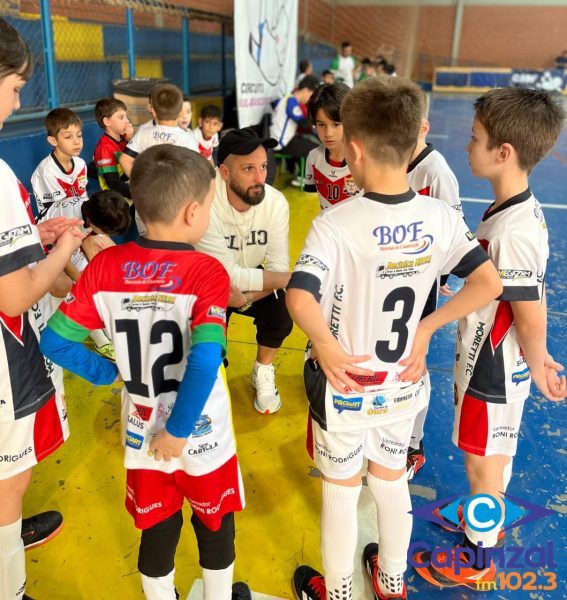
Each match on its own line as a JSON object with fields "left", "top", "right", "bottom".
{"left": 400, "top": 260, "right": 502, "bottom": 382}
{"left": 286, "top": 287, "right": 372, "bottom": 392}
{"left": 119, "top": 153, "right": 135, "bottom": 178}
{"left": 303, "top": 152, "right": 316, "bottom": 194}
{"left": 101, "top": 171, "right": 131, "bottom": 197}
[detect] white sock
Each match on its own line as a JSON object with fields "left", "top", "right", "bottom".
{"left": 367, "top": 472, "right": 411, "bottom": 596}
{"left": 140, "top": 569, "right": 176, "bottom": 600}
{"left": 321, "top": 480, "right": 361, "bottom": 600}
{"left": 90, "top": 329, "right": 111, "bottom": 348}
{"left": 409, "top": 372, "right": 430, "bottom": 449}
{"left": 201, "top": 562, "right": 234, "bottom": 600}
{"left": 0, "top": 518, "right": 26, "bottom": 599}
{"left": 465, "top": 514, "right": 503, "bottom": 549}
{"left": 503, "top": 459, "right": 513, "bottom": 493}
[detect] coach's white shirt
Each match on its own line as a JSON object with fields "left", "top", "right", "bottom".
{"left": 196, "top": 169, "right": 289, "bottom": 291}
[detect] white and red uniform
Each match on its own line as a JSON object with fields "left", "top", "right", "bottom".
{"left": 31, "top": 153, "right": 88, "bottom": 219}
{"left": 453, "top": 189, "right": 547, "bottom": 456}
{"left": 193, "top": 128, "right": 219, "bottom": 162}
{"left": 0, "top": 160, "right": 68, "bottom": 479}
{"left": 55, "top": 239, "right": 243, "bottom": 529}
{"left": 304, "top": 145, "right": 360, "bottom": 210}
{"left": 289, "top": 190, "right": 487, "bottom": 477}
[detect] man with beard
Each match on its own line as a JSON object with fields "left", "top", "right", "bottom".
{"left": 197, "top": 128, "right": 292, "bottom": 415}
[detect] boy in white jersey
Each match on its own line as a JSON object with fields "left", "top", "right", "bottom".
{"left": 193, "top": 104, "right": 223, "bottom": 163}
{"left": 178, "top": 95, "right": 193, "bottom": 131}
{"left": 287, "top": 76, "right": 502, "bottom": 600}
{"left": 31, "top": 108, "right": 88, "bottom": 220}
{"left": 41, "top": 145, "right": 250, "bottom": 600}
{"left": 304, "top": 83, "right": 360, "bottom": 210}
{"left": 405, "top": 90, "right": 463, "bottom": 479}
{"left": 414, "top": 88, "right": 567, "bottom": 590}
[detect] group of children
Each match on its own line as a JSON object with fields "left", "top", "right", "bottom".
{"left": 1, "top": 15, "right": 566, "bottom": 600}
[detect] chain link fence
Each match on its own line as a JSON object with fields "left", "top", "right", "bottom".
{"left": 1, "top": 0, "right": 234, "bottom": 117}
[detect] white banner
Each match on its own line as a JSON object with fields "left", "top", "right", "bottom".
{"left": 234, "top": 0, "right": 298, "bottom": 128}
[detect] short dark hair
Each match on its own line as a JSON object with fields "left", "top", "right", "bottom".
{"left": 150, "top": 83, "right": 183, "bottom": 121}
{"left": 45, "top": 108, "right": 82, "bottom": 137}
{"left": 322, "top": 70, "right": 332, "bottom": 77}
{"left": 298, "top": 75, "right": 320, "bottom": 92}
{"left": 299, "top": 58, "right": 311, "bottom": 74}
{"left": 341, "top": 75, "right": 422, "bottom": 166}
{"left": 81, "top": 190, "right": 131, "bottom": 236}
{"left": 341, "top": 41, "right": 351, "bottom": 49}
{"left": 182, "top": 95, "right": 191, "bottom": 103}
{"left": 474, "top": 88, "right": 566, "bottom": 172}
{"left": 308, "top": 82, "right": 350, "bottom": 123}
{"left": 130, "top": 145, "right": 215, "bottom": 225}
{"left": 95, "top": 97, "right": 127, "bottom": 129}
{"left": 0, "top": 18, "right": 33, "bottom": 81}
{"left": 200, "top": 104, "right": 223, "bottom": 121}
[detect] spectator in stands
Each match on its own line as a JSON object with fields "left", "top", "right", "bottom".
{"left": 554, "top": 50, "right": 567, "bottom": 69}
{"left": 196, "top": 128, "right": 292, "bottom": 416}
{"left": 297, "top": 58, "right": 313, "bottom": 87}
{"left": 270, "top": 74, "right": 320, "bottom": 186}
{"left": 357, "top": 58, "right": 377, "bottom": 83}
{"left": 330, "top": 41, "right": 357, "bottom": 87}
{"left": 322, "top": 70, "right": 334, "bottom": 85}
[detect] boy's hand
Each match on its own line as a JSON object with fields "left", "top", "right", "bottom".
{"left": 531, "top": 354, "right": 567, "bottom": 401}
{"left": 37, "top": 217, "right": 82, "bottom": 246}
{"left": 82, "top": 234, "right": 115, "bottom": 261}
{"left": 439, "top": 283, "right": 454, "bottom": 297}
{"left": 56, "top": 226, "right": 84, "bottom": 254}
{"left": 314, "top": 339, "right": 372, "bottom": 393}
{"left": 398, "top": 323, "right": 433, "bottom": 383}
{"left": 149, "top": 429, "right": 187, "bottom": 462}
{"left": 228, "top": 284, "right": 247, "bottom": 308}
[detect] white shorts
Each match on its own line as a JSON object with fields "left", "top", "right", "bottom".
{"left": 307, "top": 413, "right": 415, "bottom": 479}
{"left": 452, "top": 385, "right": 525, "bottom": 457}
{"left": 0, "top": 390, "right": 69, "bottom": 480}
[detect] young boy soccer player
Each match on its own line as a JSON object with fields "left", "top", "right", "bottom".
{"left": 31, "top": 108, "right": 88, "bottom": 220}
{"left": 405, "top": 90, "right": 463, "bottom": 480}
{"left": 286, "top": 76, "right": 503, "bottom": 600}
{"left": 413, "top": 88, "right": 567, "bottom": 590}
{"left": 93, "top": 97, "right": 132, "bottom": 198}
{"left": 40, "top": 145, "right": 250, "bottom": 600}
{"left": 0, "top": 18, "right": 83, "bottom": 599}
{"left": 304, "top": 83, "right": 360, "bottom": 210}
{"left": 193, "top": 104, "right": 223, "bottom": 163}
{"left": 178, "top": 95, "right": 193, "bottom": 132}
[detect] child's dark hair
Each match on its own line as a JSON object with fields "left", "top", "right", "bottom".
{"left": 45, "top": 108, "right": 82, "bottom": 137}
{"left": 474, "top": 88, "right": 566, "bottom": 172}
{"left": 183, "top": 95, "right": 191, "bottom": 103}
{"left": 150, "top": 83, "right": 183, "bottom": 121}
{"left": 94, "top": 97, "right": 127, "bottom": 129}
{"left": 298, "top": 75, "right": 320, "bottom": 92}
{"left": 299, "top": 58, "right": 311, "bottom": 74}
{"left": 322, "top": 70, "right": 332, "bottom": 78}
{"left": 81, "top": 190, "right": 131, "bottom": 236}
{"left": 0, "top": 18, "right": 33, "bottom": 81}
{"left": 200, "top": 104, "right": 223, "bottom": 121}
{"left": 308, "top": 82, "right": 350, "bottom": 123}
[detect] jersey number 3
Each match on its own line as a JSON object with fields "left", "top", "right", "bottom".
{"left": 375, "top": 287, "right": 415, "bottom": 362}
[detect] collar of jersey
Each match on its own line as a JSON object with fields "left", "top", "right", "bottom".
{"left": 104, "top": 132, "right": 125, "bottom": 145}
{"left": 407, "top": 143, "right": 434, "bottom": 173}
{"left": 51, "top": 150, "right": 74, "bottom": 175}
{"left": 136, "top": 237, "right": 195, "bottom": 251}
{"left": 482, "top": 187, "right": 532, "bottom": 221}
{"left": 364, "top": 190, "right": 415, "bottom": 204}
{"left": 325, "top": 148, "right": 346, "bottom": 168}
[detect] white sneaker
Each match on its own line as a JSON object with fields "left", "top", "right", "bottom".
{"left": 251, "top": 362, "right": 281, "bottom": 414}
{"left": 290, "top": 176, "right": 302, "bottom": 187}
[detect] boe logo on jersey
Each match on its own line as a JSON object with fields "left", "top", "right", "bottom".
{"left": 122, "top": 261, "right": 182, "bottom": 291}
{"left": 372, "top": 221, "right": 434, "bottom": 255}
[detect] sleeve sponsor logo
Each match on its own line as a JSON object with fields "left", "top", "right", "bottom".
{"left": 96, "top": 158, "right": 113, "bottom": 166}
{"left": 295, "top": 253, "right": 329, "bottom": 272}
{"left": 0, "top": 224, "right": 32, "bottom": 248}
{"left": 125, "top": 430, "right": 144, "bottom": 449}
{"left": 207, "top": 306, "right": 226, "bottom": 321}
{"left": 498, "top": 269, "right": 532, "bottom": 281}
{"left": 512, "top": 368, "right": 530, "bottom": 385}
{"left": 332, "top": 395, "right": 363, "bottom": 414}
{"left": 465, "top": 230, "right": 476, "bottom": 241}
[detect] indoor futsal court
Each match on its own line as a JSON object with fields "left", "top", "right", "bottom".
{"left": 1, "top": 0, "right": 566, "bottom": 599}
{"left": 18, "top": 94, "right": 567, "bottom": 599}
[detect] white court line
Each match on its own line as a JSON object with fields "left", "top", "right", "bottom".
{"left": 461, "top": 197, "right": 567, "bottom": 210}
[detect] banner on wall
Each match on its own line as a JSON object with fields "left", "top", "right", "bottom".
{"left": 234, "top": 0, "right": 298, "bottom": 128}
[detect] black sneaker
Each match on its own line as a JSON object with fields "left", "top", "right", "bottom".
{"left": 22, "top": 511, "right": 63, "bottom": 550}
{"left": 293, "top": 565, "right": 327, "bottom": 600}
{"left": 232, "top": 581, "right": 252, "bottom": 600}
{"left": 406, "top": 441, "right": 426, "bottom": 481}
{"left": 363, "top": 543, "right": 407, "bottom": 599}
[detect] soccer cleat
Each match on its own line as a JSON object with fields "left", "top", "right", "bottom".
{"left": 363, "top": 543, "right": 407, "bottom": 599}
{"left": 293, "top": 565, "right": 327, "bottom": 600}
{"left": 406, "top": 441, "right": 426, "bottom": 481}
{"left": 232, "top": 581, "right": 252, "bottom": 600}
{"left": 22, "top": 511, "right": 63, "bottom": 550}
{"left": 413, "top": 548, "right": 496, "bottom": 590}
{"left": 251, "top": 363, "right": 281, "bottom": 414}
{"left": 432, "top": 503, "right": 506, "bottom": 547}
{"left": 94, "top": 342, "right": 116, "bottom": 362}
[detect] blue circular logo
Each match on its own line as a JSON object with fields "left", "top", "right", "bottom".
{"left": 463, "top": 494, "right": 503, "bottom": 532}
